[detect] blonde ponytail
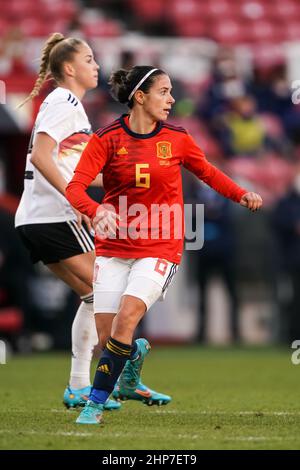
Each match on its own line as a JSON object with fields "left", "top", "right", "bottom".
{"left": 17, "top": 32, "right": 65, "bottom": 108}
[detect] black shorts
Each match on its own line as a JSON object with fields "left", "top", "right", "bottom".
{"left": 16, "top": 220, "right": 95, "bottom": 265}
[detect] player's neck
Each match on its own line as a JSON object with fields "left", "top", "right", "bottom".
{"left": 57, "top": 80, "right": 85, "bottom": 101}
{"left": 128, "top": 110, "right": 156, "bottom": 135}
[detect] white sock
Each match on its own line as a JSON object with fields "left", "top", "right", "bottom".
{"left": 69, "top": 294, "right": 98, "bottom": 390}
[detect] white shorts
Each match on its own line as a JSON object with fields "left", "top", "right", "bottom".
{"left": 93, "top": 257, "right": 178, "bottom": 313}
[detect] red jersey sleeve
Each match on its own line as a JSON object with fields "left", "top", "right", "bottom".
{"left": 66, "top": 133, "right": 108, "bottom": 219}
{"left": 182, "top": 133, "right": 247, "bottom": 203}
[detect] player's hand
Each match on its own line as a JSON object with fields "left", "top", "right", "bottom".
{"left": 73, "top": 209, "right": 92, "bottom": 231}
{"left": 240, "top": 192, "right": 263, "bottom": 212}
{"left": 81, "top": 214, "right": 92, "bottom": 232}
{"left": 93, "top": 205, "right": 120, "bottom": 239}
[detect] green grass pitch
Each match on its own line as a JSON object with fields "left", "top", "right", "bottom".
{"left": 0, "top": 346, "right": 300, "bottom": 450}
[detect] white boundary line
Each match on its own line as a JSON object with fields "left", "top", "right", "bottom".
{"left": 0, "top": 429, "right": 299, "bottom": 442}
{"left": 154, "top": 410, "right": 300, "bottom": 416}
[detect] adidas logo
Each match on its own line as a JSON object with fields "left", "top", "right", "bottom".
{"left": 117, "top": 147, "right": 128, "bottom": 155}
{"left": 97, "top": 364, "right": 111, "bottom": 375}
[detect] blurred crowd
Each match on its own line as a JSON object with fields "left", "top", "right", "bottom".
{"left": 0, "top": 0, "right": 300, "bottom": 350}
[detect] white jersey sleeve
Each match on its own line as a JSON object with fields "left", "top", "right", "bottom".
{"left": 15, "top": 87, "right": 92, "bottom": 227}
{"left": 36, "top": 95, "right": 78, "bottom": 144}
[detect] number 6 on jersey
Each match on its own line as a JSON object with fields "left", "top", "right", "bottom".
{"left": 136, "top": 163, "right": 150, "bottom": 188}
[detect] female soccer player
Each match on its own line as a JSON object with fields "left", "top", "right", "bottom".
{"left": 14, "top": 32, "right": 117, "bottom": 410}
{"left": 15, "top": 35, "right": 169, "bottom": 411}
{"left": 66, "top": 65, "right": 263, "bottom": 424}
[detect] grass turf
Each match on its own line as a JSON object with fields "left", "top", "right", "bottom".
{"left": 0, "top": 346, "right": 299, "bottom": 450}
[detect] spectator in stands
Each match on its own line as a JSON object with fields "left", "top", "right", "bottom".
{"left": 282, "top": 103, "right": 300, "bottom": 146}
{"left": 186, "top": 180, "right": 240, "bottom": 343}
{"left": 4, "top": 27, "right": 27, "bottom": 75}
{"left": 219, "top": 95, "right": 266, "bottom": 157}
{"left": 198, "top": 48, "right": 249, "bottom": 124}
{"left": 250, "top": 62, "right": 292, "bottom": 119}
{"left": 272, "top": 166, "right": 300, "bottom": 342}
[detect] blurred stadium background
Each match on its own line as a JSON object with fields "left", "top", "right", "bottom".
{"left": 1, "top": 0, "right": 300, "bottom": 353}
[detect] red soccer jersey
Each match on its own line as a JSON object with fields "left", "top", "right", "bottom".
{"left": 66, "top": 114, "right": 247, "bottom": 264}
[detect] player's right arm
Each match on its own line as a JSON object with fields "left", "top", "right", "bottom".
{"left": 30, "top": 132, "right": 68, "bottom": 196}
{"left": 30, "top": 132, "right": 90, "bottom": 229}
{"left": 31, "top": 98, "right": 77, "bottom": 196}
{"left": 30, "top": 96, "right": 94, "bottom": 228}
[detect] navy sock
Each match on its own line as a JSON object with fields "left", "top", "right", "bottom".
{"left": 91, "top": 337, "right": 132, "bottom": 404}
{"left": 90, "top": 388, "right": 110, "bottom": 404}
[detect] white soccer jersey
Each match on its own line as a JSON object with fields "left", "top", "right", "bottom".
{"left": 15, "top": 87, "right": 92, "bottom": 226}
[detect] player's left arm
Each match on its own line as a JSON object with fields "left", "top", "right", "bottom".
{"left": 182, "top": 133, "right": 262, "bottom": 211}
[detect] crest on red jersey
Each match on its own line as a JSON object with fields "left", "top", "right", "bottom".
{"left": 156, "top": 141, "right": 172, "bottom": 160}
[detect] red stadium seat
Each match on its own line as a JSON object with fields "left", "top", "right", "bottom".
{"left": 129, "top": 0, "right": 165, "bottom": 22}
{"left": 174, "top": 19, "right": 207, "bottom": 38}
{"left": 284, "top": 21, "right": 300, "bottom": 41}
{"left": 226, "top": 155, "right": 292, "bottom": 206}
{"left": 210, "top": 19, "right": 249, "bottom": 45}
{"left": 170, "top": 0, "right": 206, "bottom": 20}
{"left": 41, "top": 0, "right": 78, "bottom": 20}
{"left": 206, "top": 0, "right": 233, "bottom": 18}
{"left": 83, "top": 20, "right": 123, "bottom": 38}
{"left": 0, "top": 18, "right": 10, "bottom": 36}
{"left": 1, "top": 0, "right": 78, "bottom": 22}
{"left": 3, "top": 0, "right": 39, "bottom": 19}
{"left": 249, "top": 20, "right": 283, "bottom": 43}
{"left": 50, "top": 20, "right": 69, "bottom": 35}
{"left": 19, "top": 19, "right": 53, "bottom": 37}
{"left": 274, "top": 0, "right": 300, "bottom": 20}
{"left": 239, "top": 1, "right": 274, "bottom": 20}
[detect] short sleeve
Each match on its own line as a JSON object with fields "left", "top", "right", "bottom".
{"left": 36, "top": 100, "right": 76, "bottom": 144}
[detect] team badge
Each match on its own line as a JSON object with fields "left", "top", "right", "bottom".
{"left": 156, "top": 141, "right": 172, "bottom": 160}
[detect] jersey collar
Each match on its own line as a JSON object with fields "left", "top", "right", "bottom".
{"left": 120, "top": 114, "right": 163, "bottom": 139}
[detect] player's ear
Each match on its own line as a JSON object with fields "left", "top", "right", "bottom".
{"left": 135, "top": 90, "right": 144, "bottom": 105}
{"left": 63, "top": 61, "right": 75, "bottom": 78}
